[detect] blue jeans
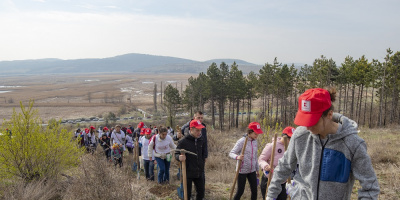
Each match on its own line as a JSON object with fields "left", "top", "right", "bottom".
{"left": 155, "top": 157, "right": 170, "bottom": 183}
{"left": 144, "top": 159, "right": 155, "bottom": 181}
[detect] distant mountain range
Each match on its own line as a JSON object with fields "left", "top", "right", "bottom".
{"left": 0, "top": 53, "right": 265, "bottom": 75}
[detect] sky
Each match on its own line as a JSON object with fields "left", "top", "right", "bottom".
{"left": 0, "top": 0, "right": 399, "bottom": 65}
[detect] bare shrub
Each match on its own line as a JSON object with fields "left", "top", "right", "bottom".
{"left": 0, "top": 179, "right": 61, "bottom": 200}
{"left": 63, "top": 154, "right": 135, "bottom": 200}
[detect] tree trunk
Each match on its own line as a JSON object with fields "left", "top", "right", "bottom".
{"left": 350, "top": 84, "right": 355, "bottom": 119}
{"left": 357, "top": 84, "right": 363, "bottom": 125}
{"left": 236, "top": 99, "right": 240, "bottom": 128}
{"left": 363, "top": 86, "right": 368, "bottom": 126}
{"left": 228, "top": 100, "right": 231, "bottom": 130}
{"left": 384, "top": 94, "right": 388, "bottom": 126}
{"left": 275, "top": 95, "right": 279, "bottom": 124}
{"left": 369, "top": 86, "right": 375, "bottom": 128}
{"left": 242, "top": 99, "right": 245, "bottom": 126}
{"left": 211, "top": 99, "right": 215, "bottom": 128}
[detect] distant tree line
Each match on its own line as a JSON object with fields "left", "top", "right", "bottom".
{"left": 163, "top": 48, "right": 400, "bottom": 130}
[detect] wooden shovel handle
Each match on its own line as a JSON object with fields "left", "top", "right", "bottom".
{"left": 181, "top": 152, "right": 188, "bottom": 200}
{"left": 267, "top": 133, "right": 278, "bottom": 191}
{"left": 229, "top": 136, "right": 249, "bottom": 200}
{"left": 283, "top": 136, "right": 291, "bottom": 200}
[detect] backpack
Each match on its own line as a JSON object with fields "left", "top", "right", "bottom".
{"left": 149, "top": 135, "right": 157, "bottom": 153}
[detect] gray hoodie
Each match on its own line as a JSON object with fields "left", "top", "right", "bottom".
{"left": 229, "top": 135, "right": 259, "bottom": 174}
{"left": 267, "top": 115, "right": 380, "bottom": 200}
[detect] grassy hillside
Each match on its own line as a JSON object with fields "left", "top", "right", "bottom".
{"left": 0, "top": 126, "right": 398, "bottom": 199}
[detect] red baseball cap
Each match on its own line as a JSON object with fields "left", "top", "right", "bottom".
{"left": 90, "top": 126, "right": 95, "bottom": 130}
{"left": 137, "top": 122, "right": 144, "bottom": 128}
{"left": 294, "top": 88, "right": 332, "bottom": 127}
{"left": 190, "top": 120, "right": 205, "bottom": 129}
{"left": 282, "top": 126, "right": 295, "bottom": 138}
{"left": 127, "top": 129, "right": 132, "bottom": 134}
{"left": 103, "top": 127, "right": 109, "bottom": 131}
{"left": 145, "top": 128, "right": 152, "bottom": 135}
{"left": 248, "top": 122, "right": 263, "bottom": 134}
{"left": 140, "top": 128, "right": 145, "bottom": 135}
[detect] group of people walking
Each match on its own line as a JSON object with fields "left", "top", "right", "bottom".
{"left": 73, "top": 87, "right": 380, "bottom": 200}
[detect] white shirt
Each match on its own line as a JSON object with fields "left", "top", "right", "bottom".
{"left": 111, "top": 130, "right": 126, "bottom": 150}
{"left": 167, "top": 128, "right": 174, "bottom": 138}
{"left": 148, "top": 135, "right": 176, "bottom": 158}
{"left": 97, "top": 129, "right": 103, "bottom": 138}
{"left": 126, "top": 134, "right": 134, "bottom": 147}
{"left": 74, "top": 131, "right": 81, "bottom": 137}
{"left": 140, "top": 136, "right": 155, "bottom": 160}
{"left": 85, "top": 132, "right": 97, "bottom": 144}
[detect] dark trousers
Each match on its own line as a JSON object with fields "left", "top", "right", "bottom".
{"left": 103, "top": 147, "right": 110, "bottom": 159}
{"left": 260, "top": 173, "right": 287, "bottom": 200}
{"left": 187, "top": 174, "right": 205, "bottom": 200}
{"left": 234, "top": 171, "right": 257, "bottom": 200}
{"left": 144, "top": 159, "right": 155, "bottom": 181}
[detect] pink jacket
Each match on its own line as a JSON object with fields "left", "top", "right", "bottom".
{"left": 258, "top": 137, "right": 286, "bottom": 172}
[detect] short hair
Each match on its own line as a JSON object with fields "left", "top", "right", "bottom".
{"left": 195, "top": 111, "right": 203, "bottom": 115}
{"left": 115, "top": 125, "right": 121, "bottom": 128}
{"left": 159, "top": 126, "right": 168, "bottom": 133}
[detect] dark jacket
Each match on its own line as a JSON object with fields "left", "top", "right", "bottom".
{"left": 100, "top": 136, "right": 111, "bottom": 149}
{"left": 177, "top": 120, "right": 208, "bottom": 158}
{"left": 175, "top": 134, "right": 206, "bottom": 179}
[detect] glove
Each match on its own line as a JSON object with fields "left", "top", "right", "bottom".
{"left": 102, "top": 142, "right": 106, "bottom": 145}
{"left": 286, "top": 181, "right": 298, "bottom": 197}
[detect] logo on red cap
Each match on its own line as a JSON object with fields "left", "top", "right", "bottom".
{"left": 248, "top": 122, "right": 263, "bottom": 134}
{"left": 145, "top": 128, "right": 151, "bottom": 135}
{"left": 301, "top": 100, "right": 311, "bottom": 112}
{"left": 294, "top": 88, "right": 331, "bottom": 127}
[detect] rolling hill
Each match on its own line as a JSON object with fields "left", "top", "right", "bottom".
{"left": 0, "top": 53, "right": 262, "bottom": 75}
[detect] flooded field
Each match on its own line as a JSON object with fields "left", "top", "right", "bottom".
{"left": 0, "top": 73, "right": 192, "bottom": 124}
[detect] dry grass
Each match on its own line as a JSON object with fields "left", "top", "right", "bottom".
{"left": 0, "top": 125, "right": 399, "bottom": 199}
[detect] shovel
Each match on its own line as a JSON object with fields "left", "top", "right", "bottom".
{"left": 177, "top": 162, "right": 184, "bottom": 199}
{"left": 135, "top": 138, "right": 140, "bottom": 179}
{"left": 171, "top": 149, "right": 198, "bottom": 200}
{"left": 267, "top": 133, "right": 278, "bottom": 192}
{"left": 132, "top": 139, "right": 138, "bottom": 172}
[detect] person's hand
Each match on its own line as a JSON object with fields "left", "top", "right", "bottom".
{"left": 264, "top": 165, "right": 271, "bottom": 171}
{"left": 256, "top": 170, "right": 259, "bottom": 177}
{"left": 154, "top": 160, "right": 157, "bottom": 164}
{"left": 179, "top": 155, "right": 186, "bottom": 161}
{"left": 237, "top": 155, "right": 244, "bottom": 160}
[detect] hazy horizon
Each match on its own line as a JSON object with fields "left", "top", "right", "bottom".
{"left": 1, "top": 0, "right": 399, "bottom": 65}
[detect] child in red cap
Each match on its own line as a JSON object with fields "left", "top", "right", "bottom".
{"left": 258, "top": 126, "right": 294, "bottom": 200}
{"left": 140, "top": 128, "right": 155, "bottom": 180}
{"left": 266, "top": 88, "right": 379, "bottom": 200}
{"left": 229, "top": 122, "right": 263, "bottom": 200}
